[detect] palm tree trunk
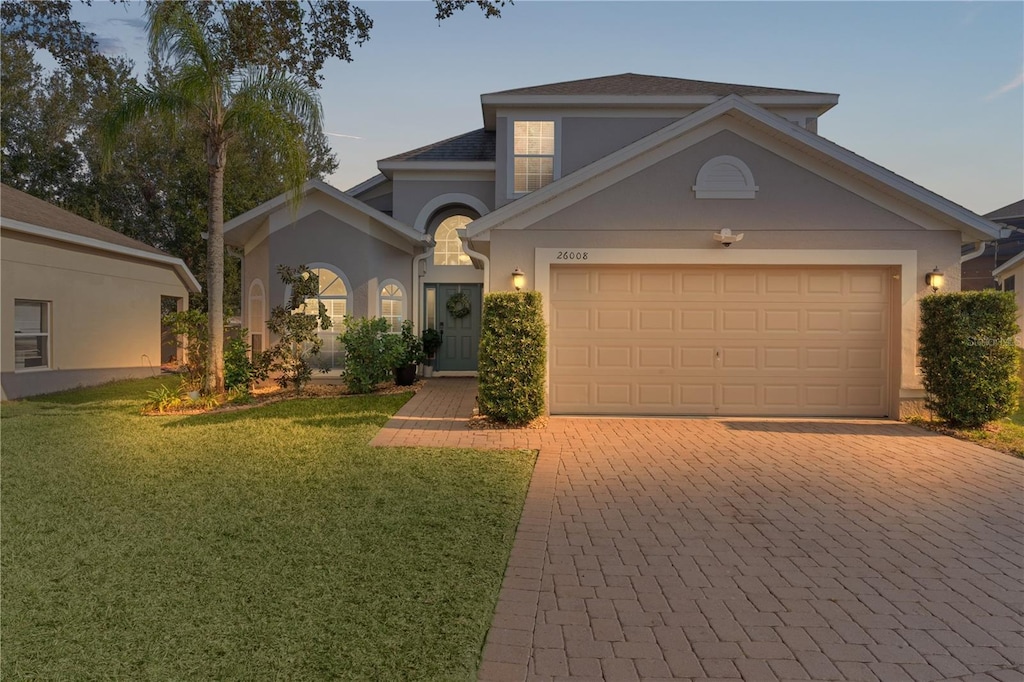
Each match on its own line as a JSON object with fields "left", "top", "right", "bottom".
{"left": 206, "top": 139, "right": 227, "bottom": 394}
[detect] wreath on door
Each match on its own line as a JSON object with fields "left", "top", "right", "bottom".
{"left": 446, "top": 291, "right": 471, "bottom": 319}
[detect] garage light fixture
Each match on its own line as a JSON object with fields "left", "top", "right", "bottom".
{"left": 713, "top": 227, "right": 744, "bottom": 247}
{"left": 512, "top": 267, "right": 526, "bottom": 291}
{"left": 925, "top": 267, "right": 945, "bottom": 293}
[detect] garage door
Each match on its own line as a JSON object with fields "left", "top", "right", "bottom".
{"left": 549, "top": 265, "right": 892, "bottom": 417}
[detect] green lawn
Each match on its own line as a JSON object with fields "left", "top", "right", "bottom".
{"left": 2, "top": 379, "right": 535, "bottom": 680}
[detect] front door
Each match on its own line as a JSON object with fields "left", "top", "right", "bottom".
{"left": 436, "top": 284, "right": 481, "bottom": 372}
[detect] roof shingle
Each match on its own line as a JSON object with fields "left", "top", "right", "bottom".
{"left": 484, "top": 73, "right": 836, "bottom": 98}
{"left": 382, "top": 128, "right": 496, "bottom": 163}
{"left": 1, "top": 183, "right": 169, "bottom": 257}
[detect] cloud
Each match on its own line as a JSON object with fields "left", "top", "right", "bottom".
{"left": 987, "top": 71, "right": 1024, "bottom": 100}
{"left": 325, "top": 132, "right": 363, "bottom": 140}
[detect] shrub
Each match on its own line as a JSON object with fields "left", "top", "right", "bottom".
{"left": 162, "top": 309, "right": 209, "bottom": 392}
{"left": 224, "top": 329, "right": 255, "bottom": 392}
{"left": 261, "top": 265, "right": 331, "bottom": 392}
{"left": 478, "top": 291, "right": 547, "bottom": 425}
{"left": 385, "top": 320, "right": 426, "bottom": 368}
{"left": 339, "top": 316, "right": 393, "bottom": 393}
{"left": 919, "top": 290, "right": 1020, "bottom": 427}
{"left": 422, "top": 328, "right": 443, "bottom": 358}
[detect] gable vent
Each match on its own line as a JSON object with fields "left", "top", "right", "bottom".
{"left": 693, "top": 155, "right": 759, "bottom": 199}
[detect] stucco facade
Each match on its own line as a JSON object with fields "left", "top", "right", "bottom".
{"left": 227, "top": 74, "right": 1001, "bottom": 417}
{"left": 1, "top": 185, "right": 199, "bottom": 400}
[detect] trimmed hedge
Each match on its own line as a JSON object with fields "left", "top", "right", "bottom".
{"left": 478, "top": 291, "right": 547, "bottom": 425}
{"left": 919, "top": 290, "right": 1020, "bottom": 427}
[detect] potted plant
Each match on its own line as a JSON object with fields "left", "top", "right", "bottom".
{"left": 386, "top": 320, "right": 426, "bottom": 386}
{"left": 421, "top": 328, "right": 442, "bottom": 377}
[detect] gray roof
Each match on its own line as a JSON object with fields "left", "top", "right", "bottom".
{"left": 484, "top": 73, "right": 836, "bottom": 98}
{"left": 1, "top": 183, "right": 169, "bottom": 257}
{"left": 382, "top": 128, "right": 496, "bottom": 163}
{"left": 985, "top": 199, "right": 1024, "bottom": 221}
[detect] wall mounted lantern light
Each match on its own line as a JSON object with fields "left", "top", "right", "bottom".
{"left": 925, "top": 267, "right": 945, "bottom": 293}
{"left": 713, "top": 227, "right": 744, "bottom": 247}
{"left": 512, "top": 267, "right": 526, "bottom": 291}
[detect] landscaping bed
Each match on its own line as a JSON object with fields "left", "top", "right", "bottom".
{"left": 2, "top": 377, "right": 535, "bottom": 680}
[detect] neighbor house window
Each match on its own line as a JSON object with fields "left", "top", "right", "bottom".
{"left": 513, "top": 120, "right": 555, "bottom": 193}
{"left": 305, "top": 266, "right": 349, "bottom": 368}
{"left": 379, "top": 280, "right": 405, "bottom": 333}
{"left": 14, "top": 299, "right": 50, "bottom": 370}
{"left": 433, "top": 215, "right": 473, "bottom": 266}
{"left": 1004, "top": 275, "right": 1016, "bottom": 292}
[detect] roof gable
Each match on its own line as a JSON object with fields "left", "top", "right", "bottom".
{"left": 466, "top": 95, "right": 1001, "bottom": 244}
{"left": 223, "top": 179, "right": 430, "bottom": 249}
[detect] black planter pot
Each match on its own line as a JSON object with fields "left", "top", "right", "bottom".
{"left": 394, "top": 364, "right": 418, "bottom": 386}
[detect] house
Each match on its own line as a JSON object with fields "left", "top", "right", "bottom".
{"left": 225, "top": 73, "right": 1003, "bottom": 418}
{"left": 1, "top": 184, "right": 201, "bottom": 400}
{"left": 961, "top": 199, "right": 1024, "bottom": 291}
{"left": 992, "top": 247, "right": 1024, "bottom": 346}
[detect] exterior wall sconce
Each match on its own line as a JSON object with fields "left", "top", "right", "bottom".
{"left": 925, "top": 267, "right": 945, "bottom": 292}
{"left": 713, "top": 227, "right": 744, "bottom": 247}
{"left": 512, "top": 267, "right": 526, "bottom": 291}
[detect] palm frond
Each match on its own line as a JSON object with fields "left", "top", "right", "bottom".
{"left": 99, "top": 84, "right": 192, "bottom": 172}
{"left": 226, "top": 96, "right": 311, "bottom": 205}
{"left": 230, "top": 68, "right": 324, "bottom": 137}
{"left": 147, "top": 3, "right": 219, "bottom": 77}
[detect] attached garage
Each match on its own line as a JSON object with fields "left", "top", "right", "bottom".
{"left": 549, "top": 265, "right": 894, "bottom": 417}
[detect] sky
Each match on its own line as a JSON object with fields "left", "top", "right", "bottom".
{"left": 73, "top": 1, "right": 1023, "bottom": 216}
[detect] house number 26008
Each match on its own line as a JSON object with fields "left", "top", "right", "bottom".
{"left": 556, "top": 251, "right": 589, "bottom": 261}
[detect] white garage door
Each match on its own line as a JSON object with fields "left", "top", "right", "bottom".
{"left": 549, "top": 265, "right": 892, "bottom": 417}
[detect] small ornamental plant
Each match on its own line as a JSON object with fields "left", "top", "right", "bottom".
{"left": 339, "top": 316, "right": 393, "bottom": 393}
{"left": 919, "top": 290, "right": 1020, "bottom": 427}
{"left": 478, "top": 291, "right": 547, "bottom": 425}
{"left": 260, "top": 265, "right": 331, "bottom": 392}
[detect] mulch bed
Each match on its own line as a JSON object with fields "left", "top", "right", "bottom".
{"left": 466, "top": 414, "right": 548, "bottom": 430}
{"left": 142, "top": 379, "right": 422, "bottom": 416}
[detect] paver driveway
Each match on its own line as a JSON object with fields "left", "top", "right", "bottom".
{"left": 372, "top": 379, "right": 1024, "bottom": 681}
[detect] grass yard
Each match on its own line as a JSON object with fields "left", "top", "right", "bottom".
{"left": 2, "top": 378, "right": 535, "bottom": 680}
{"left": 910, "top": 399, "right": 1024, "bottom": 458}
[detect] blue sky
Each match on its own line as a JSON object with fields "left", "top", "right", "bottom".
{"left": 75, "top": 1, "right": 1023, "bottom": 215}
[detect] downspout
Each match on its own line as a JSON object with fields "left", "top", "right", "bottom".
{"left": 412, "top": 247, "right": 431, "bottom": 333}
{"left": 458, "top": 229, "right": 490, "bottom": 294}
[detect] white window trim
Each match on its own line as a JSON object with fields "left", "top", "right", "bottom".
{"left": 378, "top": 278, "right": 407, "bottom": 332}
{"left": 506, "top": 116, "right": 562, "bottom": 200}
{"left": 247, "top": 279, "right": 266, "bottom": 336}
{"left": 14, "top": 299, "right": 52, "bottom": 373}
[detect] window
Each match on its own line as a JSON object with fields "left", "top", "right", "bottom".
{"left": 14, "top": 300, "right": 49, "bottom": 370}
{"left": 433, "top": 215, "right": 473, "bottom": 266}
{"left": 248, "top": 279, "right": 266, "bottom": 357}
{"left": 513, "top": 120, "right": 555, "bottom": 193}
{"left": 379, "top": 281, "right": 405, "bottom": 333}
{"left": 1005, "top": 275, "right": 1016, "bottom": 292}
{"left": 305, "top": 267, "right": 348, "bottom": 368}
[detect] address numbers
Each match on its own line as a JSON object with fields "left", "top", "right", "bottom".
{"left": 556, "top": 251, "right": 589, "bottom": 261}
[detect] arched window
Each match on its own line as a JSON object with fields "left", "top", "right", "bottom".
{"left": 433, "top": 215, "right": 473, "bottom": 266}
{"left": 248, "top": 279, "right": 266, "bottom": 355}
{"left": 305, "top": 265, "right": 349, "bottom": 368}
{"left": 379, "top": 280, "right": 406, "bottom": 333}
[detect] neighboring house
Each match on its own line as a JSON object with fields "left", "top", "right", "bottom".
{"left": 961, "top": 199, "right": 1024, "bottom": 291}
{"left": 992, "top": 249, "right": 1024, "bottom": 346}
{"left": 1, "top": 184, "right": 201, "bottom": 400}
{"left": 225, "top": 73, "right": 1003, "bottom": 418}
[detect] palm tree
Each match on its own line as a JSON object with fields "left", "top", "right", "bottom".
{"left": 101, "top": 4, "right": 322, "bottom": 393}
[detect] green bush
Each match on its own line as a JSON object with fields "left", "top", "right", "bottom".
{"left": 339, "top": 316, "right": 393, "bottom": 393}
{"left": 262, "top": 265, "right": 331, "bottom": 393}
{"left": 919, "top": 290, "right": 1020, "bottom": 427}
{"left": 224, "top": 329, "right": 254, "bottom": 392}
{"left": 478, "top": 291, "right": 547, "bottom": 425}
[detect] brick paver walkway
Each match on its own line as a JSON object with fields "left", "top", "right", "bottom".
{"left": 372, "top": 379, "right": 1024, "bottom": 682}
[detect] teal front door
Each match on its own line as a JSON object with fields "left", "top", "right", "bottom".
{"left": 436, "top": 284, "right": 481, "bottom": 372}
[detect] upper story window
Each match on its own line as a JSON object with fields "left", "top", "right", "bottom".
{"left": 433, "top": 215, "right": 473, "bottom": 266}
{"left": 513, "top": 121, "right": 555, "bottom": 193}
